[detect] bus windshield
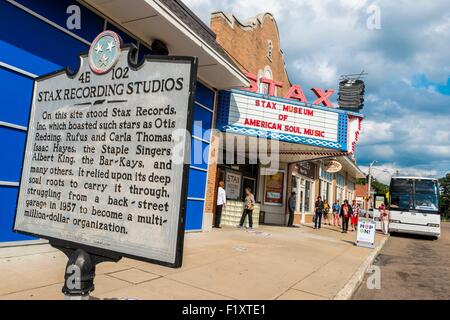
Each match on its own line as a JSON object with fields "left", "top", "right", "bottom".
{"left": 414, "top": 180, "right": 439, "bottom": 211}
{"left": 390, "top": 179, "right": 413, "bottom": 210}
{"left": 390, "top": 178, "right": 439, "bottom": 212}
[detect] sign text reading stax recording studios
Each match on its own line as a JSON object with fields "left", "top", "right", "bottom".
{"left": 15, "top": 49, "right": 194, "bottom": 264}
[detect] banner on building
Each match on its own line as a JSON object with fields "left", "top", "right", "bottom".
{"left": 13, "top": 31, "right": 198, "bottom": 268}
{"left": 225, "top": 171, "right": 242, "bottom": 200}
{"left": 264, "top": 172, "right": 284, "bottom": 205}
{"left": 296, "top": 161, "right": 316, "bottom": 180}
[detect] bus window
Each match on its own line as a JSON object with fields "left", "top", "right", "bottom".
{"left": 414, "top": 180, "right": 439, "bottom": 211}
{"left": 374, "top": 195, "right": 386, "bottom": 209}
{"left": 390, "top": 179, "right": 413, "bottom": 210}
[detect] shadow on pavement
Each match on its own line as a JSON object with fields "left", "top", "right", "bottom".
{"left": 389, "top": 232, "right": 436, "bottom": 241}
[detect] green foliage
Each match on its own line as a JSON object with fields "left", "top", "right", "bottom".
{"left": 372, "top": 179, "right": 389, "bottom": 195}
{"left": 439, "top": 173, "right": 450, "bottom": 217}
{"left": 356, "top": 177, "right": 389, "bottom": 195}
{"left": 356, "top": 178, "right": 366, "bottom": 185}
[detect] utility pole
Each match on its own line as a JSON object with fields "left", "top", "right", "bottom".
{"left": 367, "top": 160, "right": 378, "bottom": 213}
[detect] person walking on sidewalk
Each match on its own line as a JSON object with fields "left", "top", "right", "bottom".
{"left": 314, "top": 196, "right": 324, "bottom": 229}
{"left": 214, "top": 181, "right": 226, "bottom": 228}
{"left": 332, "top": 201, "right": 341, "bottom": 227}
{"left": 287, "top": 192, "right": 296, "bottom": 227}
{"left": 350, "top": 200, "right": 360, "bottom": 231}
{"left": 379, "top": 203, "right": 390, "bottom": 235}
{"left": 323, "top": 200, "right": 331, "bottom": 225}
{"left": 238, "top": 187, "right": 255, "bottom": 229}
{"left": 340, "top": 200, "right": 353, "bottom": 233}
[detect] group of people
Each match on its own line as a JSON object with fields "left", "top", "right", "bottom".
{"left": 215, "top": 181, "right": 390, "bottom": 235}
{"left": 214, "top": 181, "right": 256, "bottom": 229}
{"left": 314, "top": 196, "right": 361, "bottom": 233}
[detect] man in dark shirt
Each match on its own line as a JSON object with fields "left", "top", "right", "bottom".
{"left": 314, "top": 196, "right": 324, "bottom": 229}
{"left": 287, "top": 192, "right": 296, "bottom": 227}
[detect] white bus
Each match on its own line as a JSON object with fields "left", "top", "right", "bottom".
{"left": 386, "top": 176, "right": 441, "bottom": 239}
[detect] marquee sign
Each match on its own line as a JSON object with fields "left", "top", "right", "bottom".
{"left": 13, "top": 31, "right": 197, "bottom": 267}
{"left": 217, "top": 90, "right": 358, "bottom": 151}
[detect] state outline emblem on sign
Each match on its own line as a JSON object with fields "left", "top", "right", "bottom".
{"left": 88, "top": 30, "right": 122, "bottom": 75}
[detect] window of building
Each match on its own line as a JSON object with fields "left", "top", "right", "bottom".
{"left": 305, "top": 180, "right": 312, "bottom": 212}
{"left": 258, "top": 67, "right": 273, "bottom": 95}
{"left": 347, "top": 180, "right": 355, "bottom": 202}
{"left": 335, "top": 173, "right": 345, "bottom": 204}
{"left": 267, "top": 40, "right": 273, "bottom": 61}
{"left": 319, "top": 166, "right": 333, "bottom": 203}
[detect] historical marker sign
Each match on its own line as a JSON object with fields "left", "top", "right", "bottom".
{"left": 14, "top": 31, "right": 197, "bottom": 267}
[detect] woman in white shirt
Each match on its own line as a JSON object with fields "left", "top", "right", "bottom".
{"left": 379, "top": 203, "right": 389, "bottom": 235}
{"left": 215, "top": 181, "right": 226, "bottom": 228}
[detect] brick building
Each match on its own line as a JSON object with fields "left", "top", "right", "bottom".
{"left": 355, "top": 184, "right": 369, "bottom": 210}
{"left": 210, "top": 12, "right": 291, "bottom": 96}
{"left": 203, "top": 11, "right": 365, "bottom": 228}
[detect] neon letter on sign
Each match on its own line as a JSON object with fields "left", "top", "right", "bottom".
{"left": 284, "top": 85, "right": 307, "bottom": 103}
{"left": 244, "top": 73, "right": 335, "bottom": 107}
{"left": 260, "top": 77, "right": 283, "bottom": 96}
{"left": 244, "top": 72, "right": 258, "bottom": 93}
{"left": 311, "top": 88, "right": 335, "bottom": 107}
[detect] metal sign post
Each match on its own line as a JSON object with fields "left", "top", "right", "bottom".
{"left": 50, "top": 240, "right": 122, "bottom": 300}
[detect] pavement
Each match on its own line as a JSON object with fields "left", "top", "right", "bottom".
{"left": 0, "top": 224, "right": 387, "bottom": 300}
{"left": 353, "top": 222, "right": 450, "bottom": 300}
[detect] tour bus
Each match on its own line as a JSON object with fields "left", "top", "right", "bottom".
{"left": 373, "top": 177, "right": 441, "bottom": 239}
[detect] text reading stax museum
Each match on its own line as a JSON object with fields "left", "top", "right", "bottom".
{"left": 26, "top": 67, "right": 187, "bottom": 235}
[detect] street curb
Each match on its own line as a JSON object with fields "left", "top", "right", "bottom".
{"left": 333, "top": 234, "right": 389, "bottom": 300}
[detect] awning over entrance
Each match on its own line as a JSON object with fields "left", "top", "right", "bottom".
{"left": 336, "top": 156, "right": 366, "bottom": 179}
{"left": 217, "top": 89, "right": 364, "bottom": 161}
{"left": 81, "top": 0, "right": 249, "bottom": 89}
{"left": 222, "top": 133, "right": 352, "bottom": 163}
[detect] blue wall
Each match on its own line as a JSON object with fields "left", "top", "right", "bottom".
{"left": 0, "top": 0, "right": 214, "bottom": 242}
{"left": 185, "top": 83, "right": 215, "bottom": 231}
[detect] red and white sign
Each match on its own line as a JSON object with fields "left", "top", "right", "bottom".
{"left": 228, "top": 92, "right": 339, "bottom": 142}
{"left": 245, "top": 72, "right": 335, "bottom": 107}
{"left": 347, "top": 116, "right": 362, "bottom": 153}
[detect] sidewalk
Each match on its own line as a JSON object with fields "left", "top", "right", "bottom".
{"left": 0, "top": 224, "right": 387, "bottom": 300}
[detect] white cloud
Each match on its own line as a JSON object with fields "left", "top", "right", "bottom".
{"left": 183, "top": 0, "right": 450, "bottom": 177}
{"left": 360, "top": 163, "right": 439, "bottom": 184}
{"left": 292, "top": 56, "right": 337, "bottom": 86}
{"left": 359, "top": 120, "right": 393, "bottom": 145}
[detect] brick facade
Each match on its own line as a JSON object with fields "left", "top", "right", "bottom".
{"left": 204, "top": 12, "right": 293, "bottom": 227}
{"left": 210, "top": 12, "right": 291, "bottom": 96}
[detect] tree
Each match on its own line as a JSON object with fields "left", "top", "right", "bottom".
{"left": 439, "top": 173, "right": 450, "bottom": 217}
{"left": 372, "top": 179, "right": 389, "bottom": 195}
{"left": 356, "top": 177, "right": 389, "bottom": 195}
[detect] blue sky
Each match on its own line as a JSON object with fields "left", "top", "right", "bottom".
{"left": 185, "top": 0, "right": 450, "bottom": 183}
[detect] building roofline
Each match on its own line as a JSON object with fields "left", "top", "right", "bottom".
{"left": 170, "top": 0, "right": 217, "bottom": 39}
{"left": 340, "top": 156, "right": 367, "bottom": 179}
{"left": 211, "top": 11, "right": 293, "bottom": 86}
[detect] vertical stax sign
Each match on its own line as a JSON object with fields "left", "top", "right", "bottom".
{"left": 14, "top": 31, "right": 197, "bottom": 267}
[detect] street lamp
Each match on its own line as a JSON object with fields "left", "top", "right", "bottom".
{"left": 367, "top": 160, "right": 378, "bottom": 212}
